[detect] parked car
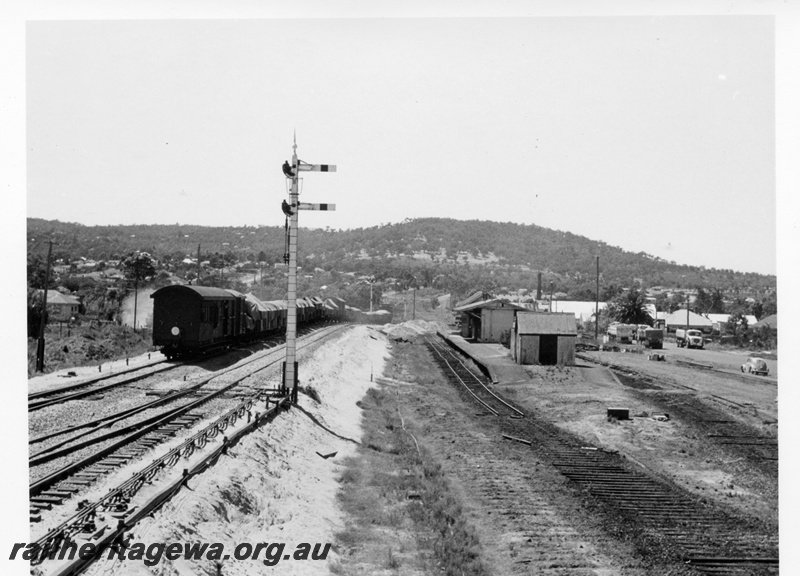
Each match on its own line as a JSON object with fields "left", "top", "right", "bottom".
{"left": 741, "top": 357, "right": 769, "bottom": 376}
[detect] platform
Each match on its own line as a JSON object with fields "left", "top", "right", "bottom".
{"left": 437, "top": 332, "right": 532, "bottom": 384}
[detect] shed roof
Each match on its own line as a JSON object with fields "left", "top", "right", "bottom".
{"left": 663, "top": 309, "right": 713, "bottom": 327}
{"left": 515, "top": 312, "right": 576, "bottom": 335}
{"left": 752, "top": 314, "right": 777, "bottom": 329}
{"left": 454, "top": 298, "right": 528, "bottom": 313}
{"left": 454, "top": 290, "right": 492, "bottom": 309}
{"left": 706, "top": 313, "right": 758, "bottom": 326}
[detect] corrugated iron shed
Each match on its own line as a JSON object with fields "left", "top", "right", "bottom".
{"left": 515, "top": 312, "right": 576, "bottom": 335}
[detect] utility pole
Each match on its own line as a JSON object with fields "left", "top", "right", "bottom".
{"left": 35, "top": 240, "right": 54, "bottom": 372}
{"left": 133, "top": 276, "right": 139, "bottom": 331}
{"left": 282, "top": 135, "right": 336, "bottom": 404}
{"left": 595, "top": 255, "right": 600, "bottom": 341}
{"left": 412, "top": 286, "right": 416, "bottom": 320}
{"left": 549, "top": 282, "right": 554, "bottom": 313}
{"left": 686, "top": 293, "right": 690, "bottom": 332}
{"left": 197, "top": 244, "right": 201, "bottom": 285}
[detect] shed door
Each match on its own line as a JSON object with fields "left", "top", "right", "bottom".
{"left": 539, "top": 335, "right": 558, "bottom": 365}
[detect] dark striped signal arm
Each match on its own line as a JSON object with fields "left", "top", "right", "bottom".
{"left": 298, "top": 164, "right": 337, "bottom": 172}
{"left": 299, "top": 202, "right": 336, "bottom": 211}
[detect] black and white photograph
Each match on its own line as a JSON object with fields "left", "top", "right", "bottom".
{"left": 5, "top": 1, "right": 798, "bottom": 575}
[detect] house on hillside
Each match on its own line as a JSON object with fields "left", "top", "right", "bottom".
{"left": 39, "top": 290, "right": 81, "bottom": 321}
{"left": 510, "top": 312, "right": 576, "bottom": 366}
{"left": 663, "top": 309, "right": 713, "bottom": 333}
{"left": 453, "top": 299, "right": 528, "bottom": 343}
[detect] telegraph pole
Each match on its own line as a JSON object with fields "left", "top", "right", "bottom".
{"left": 686, "top": 293, "right": 690, "bottom": 332}
{"left": 282, "top": 136, "right": 336, "bottom": 403}
{"left": 595, "top": 255, "right": 600, "bottom": 340}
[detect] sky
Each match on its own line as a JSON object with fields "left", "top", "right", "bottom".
{"left": 3, "top": 3, "right": 800, "bottom": 574}
{"left": 18, "top": 8, "right": 785, "bottom": 276}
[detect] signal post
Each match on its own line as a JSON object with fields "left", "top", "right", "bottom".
{"left": 282, "top": 138, "right": 336, "bottom": 403}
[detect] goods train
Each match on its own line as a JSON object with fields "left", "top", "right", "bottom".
{"left": 150, "top": 285, "right": 347, "bottom": 359}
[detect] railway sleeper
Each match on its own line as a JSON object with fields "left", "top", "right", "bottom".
{"left": 584, "top": 491, "right": 679, "bottom": 500}
{"left": 42, "top": 489, "right": 78, "bottom": 497}
{"left": 567, "top": 479, "right": 670, "bottom": 489}
{"left": 31, "top": 495, "right": 65, "bottom": 504}
{"left": 61, "top": 479, "right": 93, "bottom": 487}
{"left": 551, "top": 463, "right": 630, "bottom": 470}
{"left": 560, "top": 472, "right": 663, "bottom": 481}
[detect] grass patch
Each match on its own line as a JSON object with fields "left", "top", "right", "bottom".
{"left": 27, "top": 322, "right": 154, "bottom": 376}
{"left": 298, "top": 384, "right": 321, "bottom": 403}
{"left": 333, "top": 343, "right": 488, "bottom": 576}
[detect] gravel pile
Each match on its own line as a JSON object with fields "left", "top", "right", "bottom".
{"left": 379, "top": 319, "right": 441, "bottom": 341}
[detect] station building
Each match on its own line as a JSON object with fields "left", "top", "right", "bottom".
{"left": 510, "top": 312, "right": 576, "bottom": 366}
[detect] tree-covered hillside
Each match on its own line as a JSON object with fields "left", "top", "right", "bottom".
{"left": 27, "top": 217, "right": 775, "bottom": 299}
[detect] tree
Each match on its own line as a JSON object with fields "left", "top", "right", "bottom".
{"left": 601, "top": 283, "right": 624, "bottom": 301}
{"left": 709, "top": 288, "right": 726, "bottom": 314}
{"left": 27, "top": 252, "right": 53, "bottom": 289}
{"left": 122, "top": 251, "right": 156, "bottom": 285}
{"left": 726, "top": 311, "right": 748, "bottom": 337}
{"left": 27, "top": 289, "right": 47, "bottom": 337}
{"left": 122, "top": 251, "right": 156, "bottom": 330}
{"left": 607, "top": 288, "right": 653, "bottom": 325}
{"left": 693, "top": 288, "right": 713, "bottom": 314}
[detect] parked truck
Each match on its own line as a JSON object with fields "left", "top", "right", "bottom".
{"left": 637, "top": 327, "right": 664, "bottom": 349}
{"left": 675, "top": 328, "right": 704, "bottom": 349}
{"left": 607, "top": 323, "right": 633, "bottom": 343}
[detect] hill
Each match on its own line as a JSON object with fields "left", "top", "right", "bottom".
{"left": 27, "top": 217, "right": 775, "bottom": 300}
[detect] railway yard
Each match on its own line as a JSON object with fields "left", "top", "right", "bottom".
{"left": 24, "top": 321, "right": 780, "bottom": 575}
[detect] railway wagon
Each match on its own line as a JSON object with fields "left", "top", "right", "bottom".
{"left": 297, "top": 297, "right": 317, "bottom": 324}
{"left": 244, "top": 293, "right": 272, "bottom": 334}
{"left": 152, "top": 286, "right": 343, "bottom": 358}
{"left": 151, "top": 285, "right": 246, "bottom": 359}
{"left": 323, "top": 297, "right": 343, "bottom": 321}
{"left": 262, "top": 300, "right": 288, "bottom": 331}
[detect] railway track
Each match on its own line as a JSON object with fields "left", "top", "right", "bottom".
{"left": 578, "top": 355, "right": 779, "bottom": 470}
{"left": 29, "top": 324, "right": 348, "bottom": 526}
{"left": 27, "top": 326, "right": 314, "bottom": 412}
{"left": 425, "top": 336, "right": 523, "bottom": 418}
{"left": 28, "top": 360, "right": 179, "bottom": 411}
{"left": 29, "top": 392, "right": 291, "bottom": 575}
{"left": 425, "top": 336, "right": 778, "bottom": 575}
